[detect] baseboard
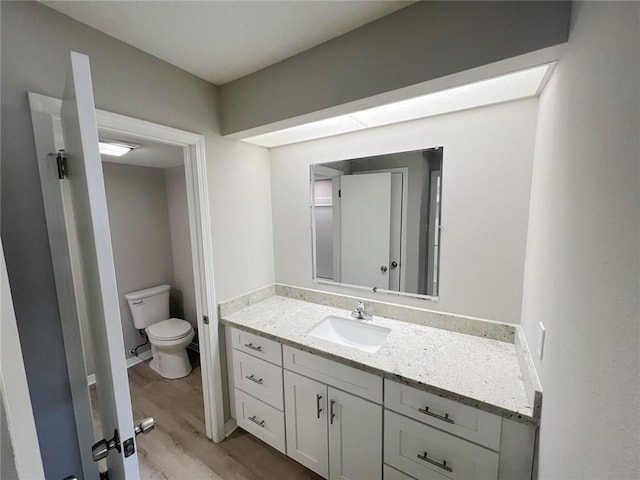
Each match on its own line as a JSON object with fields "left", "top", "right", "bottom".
{"left": 224, "top": 418, "right": 238, "bottom": 438}
{"left": 87, "top": 349, "right": 152, "bottom": 386}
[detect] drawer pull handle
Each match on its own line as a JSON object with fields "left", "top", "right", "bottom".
{"left": 417, "top": 452, "right": 453, "bottom": 473}
{"left": 246, "top": 374, "right": 263, "bottom": 385}
{"left": 248, "top": 415, "right": 265, "bottom": 428}
{"left": 418, "top": 406, "right": 455, "bottom": 424}
{"left": 330, "top": 399, "right": 336, "bottom": 425}
{"left": 244, "top": 343, "right": 263, "bottom": 352}
{"left": 316, "top": 394, "right": 323, "bottom": 419}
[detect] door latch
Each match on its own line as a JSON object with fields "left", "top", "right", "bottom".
{"left": 92, "top": 430, "right": 120, "bottom": 462}
{"left": 91, "top": 417, "right": 154, "bottom": 462}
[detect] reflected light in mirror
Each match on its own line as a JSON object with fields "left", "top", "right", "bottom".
{"left": 243, "top": 63, "right": 552, "bottom": 148}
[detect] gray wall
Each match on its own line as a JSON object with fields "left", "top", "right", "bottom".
{"left": 520, "top": 2, "right": 640, "bottom": 478}
{"left": 1, "top": 2, "right": 274, "bottom": 477}
{"left": 220, "top": 1, "right": 571, "bottom": 134}
{"left": 103, "top": 163, "right": 174, "bottom": 362}
{"left": 270, "top": 98, "right": 538, "bottom": 323}
{"left": 165, "top": 165, "right": 197, "bottom": 328}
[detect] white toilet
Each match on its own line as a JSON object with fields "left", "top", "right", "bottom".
{"left": 125, "top": 284, "right": 195, "bottom": 379}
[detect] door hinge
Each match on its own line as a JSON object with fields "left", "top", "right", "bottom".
{"left": 55, "top": 150, "right": 67, "bottom": 179}
{"left": 338, "top": 189, "right": 341, "bottom": 198}
{"left": 203, "top": 315, "right": 209, "bottom": 325}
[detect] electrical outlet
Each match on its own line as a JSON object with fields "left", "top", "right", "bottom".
{"left": 537, "top": 322, "right": 546, "bottom": 360}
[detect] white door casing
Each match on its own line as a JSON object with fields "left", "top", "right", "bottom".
{"left": 388, "top": 172, "right": 403, "bottom": 291}
{"left": 62, "top": 51, "right": 138, "bottom": 479}
{"left": 29, "top": 54, "right": 225, "bottom": 478}
{"left": 340, "top": 172, "right": 392, "bottom": 290}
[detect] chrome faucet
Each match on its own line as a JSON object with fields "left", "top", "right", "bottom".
{"left": 351, "top": 300, "right": 372, "bottom": 321}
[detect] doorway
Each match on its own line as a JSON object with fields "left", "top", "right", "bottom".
{"left": 28, "top": 92, "right": 225, "bottom": 479}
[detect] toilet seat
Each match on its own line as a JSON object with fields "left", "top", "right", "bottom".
{"left": 146, "top": 318, "right": 192, "bottom": 341}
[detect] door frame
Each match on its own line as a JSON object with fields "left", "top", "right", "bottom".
{"left": 28, "top": 92, "right": 226, "bottom": 471}
{"left": 310, "top": 165, "right": 344, "bottom": 283}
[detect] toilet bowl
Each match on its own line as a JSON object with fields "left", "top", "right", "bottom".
{"left": 146, "top": 317, "right": 195, "bottom": 379}
{"left": 125, "top": 285, "right": 195, "bottom": 379}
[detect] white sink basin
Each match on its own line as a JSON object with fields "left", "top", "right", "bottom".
{"left": 306, "top": 315, "right": 391, "bottom": 353}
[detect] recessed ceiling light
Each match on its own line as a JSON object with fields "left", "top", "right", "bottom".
{"left": 99, "top": 141, "right": 137, "bottom": 157}
{"left": 242, "top": 63, "right": 553, "bottom": 148}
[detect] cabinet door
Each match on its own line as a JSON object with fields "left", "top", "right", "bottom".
{"left": 284, "top": 370, "right": 329, "bottom": 478}
{"left": 328, "top": 387, "right": 382, "bottom": 480}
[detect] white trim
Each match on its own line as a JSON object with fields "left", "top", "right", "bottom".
{"left": 87, "top": 350, "right": 153, "bottom": 386}
{"left": 310, "top": 165, "right": 345, "bottom": 283}
{"left": 28, "top": 93, "right": 225, "bottom": 461}
{"left": 1, "top": 241, "right": 46, "bottom": 479}
{"left": 224, "top": 419, "right": 238, "bottom": 438}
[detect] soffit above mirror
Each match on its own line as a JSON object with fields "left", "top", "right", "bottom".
{"left": 243, "top": 63, "right": 554, "bottom": 148}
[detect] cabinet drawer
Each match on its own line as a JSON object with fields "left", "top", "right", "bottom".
{"left": 384, "top": 464, "right": 417, "bottom": 480}
{"left": 283, "top": 345, "right": 382, "bottom": 403}
{"left": 235, "top": 389, "right": 286, "bottom": 454}
{"left": 385, "top": 380, "right": 502, "bottom": 450}
{"left": 384, "top": 411, "right": 499, "bottom": 480}
{"left": 233, "top": 350, "right": 284, "bottom": 410}
{"left": 231, "top": 327, "right": 282, "bottom": 366}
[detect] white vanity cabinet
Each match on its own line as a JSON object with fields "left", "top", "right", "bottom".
{"left": 227, "top": 326, "right": 536, "bottom": 480}
{"left": 283, "top": 346, "right": 383, "bottom": 480}
{"left": 383, "top": 380, "right": 536, "bottom": 480}
{"left": 230, "top": 328, "right": 286, "bottom": 453}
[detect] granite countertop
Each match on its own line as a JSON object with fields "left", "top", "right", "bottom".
{"left": 221, "top": 295, "right": 537, "bottom": 424}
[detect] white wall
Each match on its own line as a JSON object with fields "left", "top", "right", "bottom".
{"left": 165, "top": 166, "right": 197, "bottom": 328}
{"left": 520, "top": 2, "right": 640, "bottom": 478}
{"left": 103, "top": 162, "right": 174, "bottom": 361}
{"left": 270, "top": 98, "right": 538, "bottom": 323}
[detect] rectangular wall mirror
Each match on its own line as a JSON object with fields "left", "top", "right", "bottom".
{"left": 311, "top": 147, "right": 443, "bottom": 300}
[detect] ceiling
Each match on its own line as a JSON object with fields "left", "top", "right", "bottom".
{"left": 99, "top": 131, "right": 184, "bottom": 169}
{"left": 41, "top": 1, "right": 412, "bottom": 85}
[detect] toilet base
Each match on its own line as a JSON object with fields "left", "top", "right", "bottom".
{"left": 149, "top": 345, "right": 192, "bottom": 379}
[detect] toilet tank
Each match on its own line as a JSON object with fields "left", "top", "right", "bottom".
{"left": 125, "top": 284, "right": 171, "bottom": 329}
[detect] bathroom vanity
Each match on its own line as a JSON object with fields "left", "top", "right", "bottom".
{"left": 220, "top": 285, "right": 541, "bottom": 480}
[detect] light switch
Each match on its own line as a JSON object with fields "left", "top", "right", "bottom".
{"left": 537, "top": 322, "right": 546, "bottom": 360}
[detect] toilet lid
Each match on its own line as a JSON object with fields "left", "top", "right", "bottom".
{"left": 147, "top": 318, "right": 192, "bottom": 341}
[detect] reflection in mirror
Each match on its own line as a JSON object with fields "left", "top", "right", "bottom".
{"left": 311, "top": 147, "right": 443, "bottom": 299}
